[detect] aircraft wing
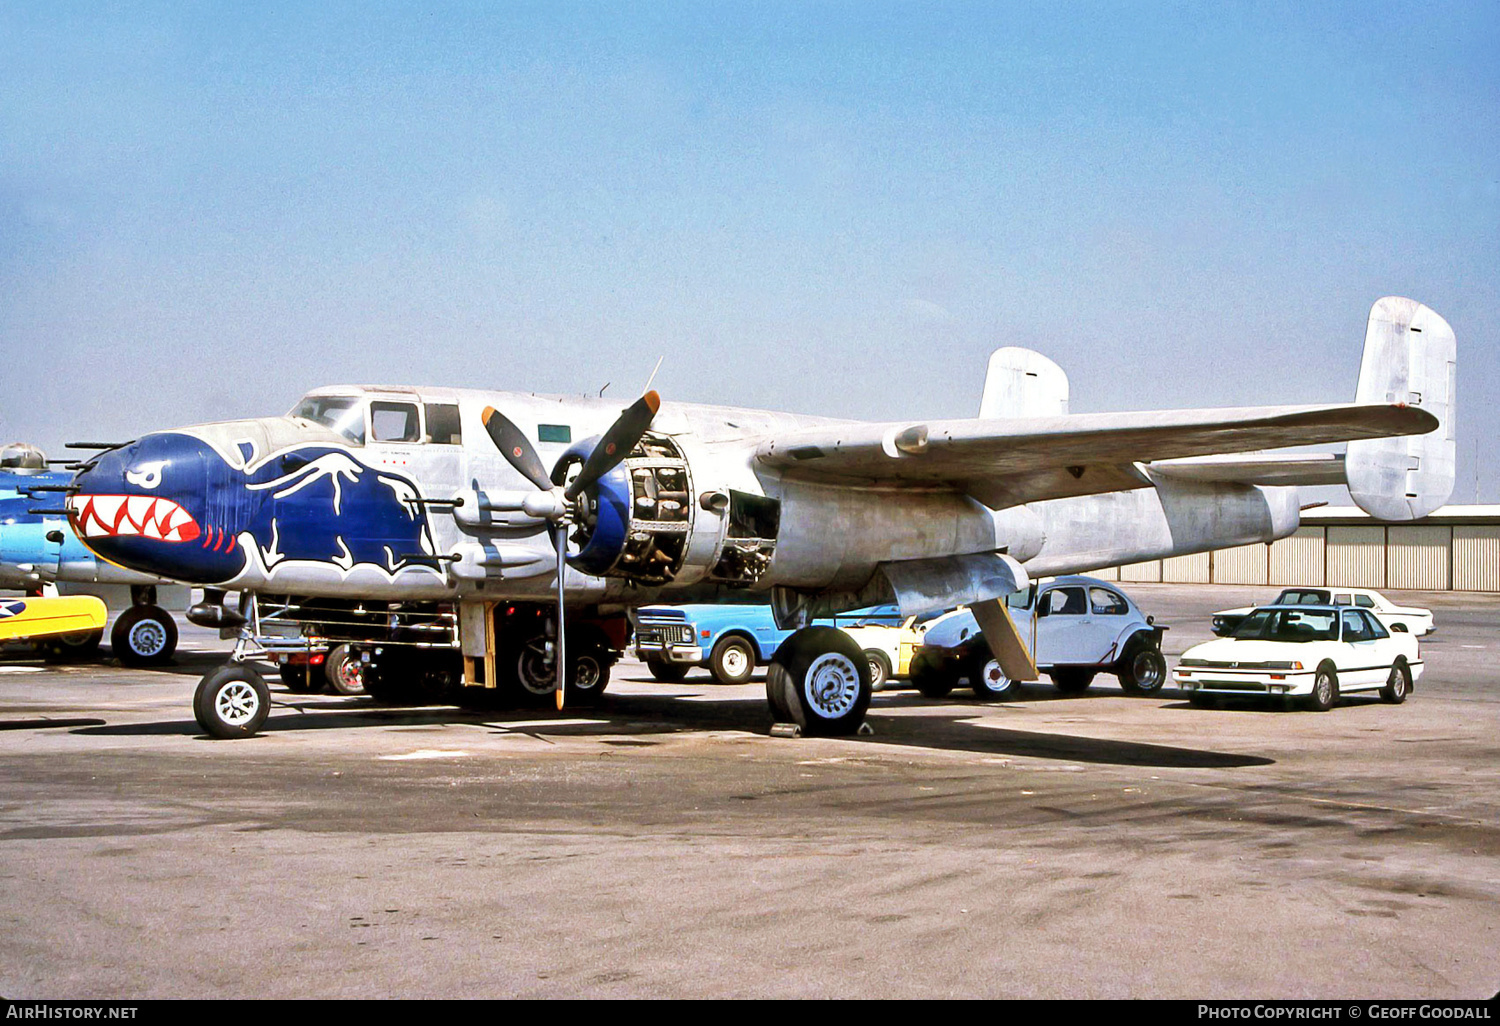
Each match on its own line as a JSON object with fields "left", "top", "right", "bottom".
{"left": 754, "top": 403, "right": 1436, "bottom": 508}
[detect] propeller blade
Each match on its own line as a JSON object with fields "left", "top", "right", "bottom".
{"left": 564, "top": 391, "right": 660, "bottom": 501}
{"left": 481, "top": 406, "right": 554, "bottom": 492}
{"left": 553, "top": 522, "right": 568, "bottom": 710}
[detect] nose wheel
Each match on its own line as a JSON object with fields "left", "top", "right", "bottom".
{"left": 193, "top": 664, "right": 271, "bottom": 739}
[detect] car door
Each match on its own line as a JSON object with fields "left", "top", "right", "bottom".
{"left": 1339, "top": 609, "right": 1384, "bottom": 689}
{"left": 1036, "top": 585, "right": 1106, "bottom": 665}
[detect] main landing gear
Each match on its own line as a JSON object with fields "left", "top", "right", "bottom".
{"left": 765, "top": 626, "right": 873, "bottom": 737}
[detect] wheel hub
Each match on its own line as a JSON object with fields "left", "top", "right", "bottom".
{"left": 215, "top": 682, "right": 260, "bottom": 726}
{"left": 129, "top": 619, "right": 167, "bottom": 658}
{"left": 803, "top": 653, "right": 861, "bottom": 718}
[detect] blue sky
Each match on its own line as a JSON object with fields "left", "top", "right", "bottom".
{"left": 3, "top": 1, "right": 1497, "bottom": 499}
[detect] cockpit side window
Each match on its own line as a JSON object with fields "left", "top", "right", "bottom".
{"left": 371, "top": 401, "right": 421, "bottom": 443}
{"left": 291, "top": 396, "right": 366, "bottom": 446}
{"left": 424, "top": 403, "right": 462, "bottom": 445}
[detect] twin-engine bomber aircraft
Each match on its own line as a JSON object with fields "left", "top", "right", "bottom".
{"left": 66, "top": 297, "right": 1454, "bottom": 738}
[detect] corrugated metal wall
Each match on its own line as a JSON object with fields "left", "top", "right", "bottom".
{"left": 1270, "top": 527, "right": 1324, "bottom": 586}
{"left": 1162, "top": 552, "right": 1211, "bottom": 583}
{"left": 1326, "top": 526, "right": 1386, "bottom": 587}
{"left": 1086, "top": 512, "right": 1498, "bottom": 591}
{"left": 1387, "top": 526, "right": 1450, "bottom": 590}
{"left": 1212, "top": 544, "right": 1268, "bottom": 584}
{"left": 1453, "top": 526, "right": 1500, "bottom": 591}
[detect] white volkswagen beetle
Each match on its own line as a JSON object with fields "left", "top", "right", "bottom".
{"left": 1176, "top": 604, "right": 1423, "bottom": 711}
{"left": 910, "top": 576, "right": 1167, "bottom": 700}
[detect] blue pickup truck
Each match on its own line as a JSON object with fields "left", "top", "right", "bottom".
{"left": 632, "top": 604, "right": 907, "bottom": 686}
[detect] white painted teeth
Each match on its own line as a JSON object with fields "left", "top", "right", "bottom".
{"left": 91, "top": 496, "right": 123, "bottom": 530}
{"left": 69, "top": 494, "right": 199, "bottom": 543}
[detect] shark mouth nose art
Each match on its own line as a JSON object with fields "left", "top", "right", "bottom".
{"left": 68, "top": 495, "right": 203, "bottom": 544}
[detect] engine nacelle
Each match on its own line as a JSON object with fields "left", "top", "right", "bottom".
{"left": 554, "top": 433, "right": 693, "bottom": 585}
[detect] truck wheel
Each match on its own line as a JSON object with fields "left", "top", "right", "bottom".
{"left": 864, "top": 650, "right": 892, "bottom": 691}
{"left": 909, "top": 651, "right": 955, "bottom": 698}
{"left": 709, "top": 636, "right": 756, "bottom": 685}
{"left": 112, "top": 605, "right": 177, "bottom": 666}
{"left": 324, "top": 644, "right": 365, "bottom": 696}
{"left": 193, "top": 664, "right": 270, "bottom": 739}
{"left": 1118, "top": 646, "right": 1166, "bottom": 695}
{"left": 968, "top": 655, "right": 1019, "bottom": 700}
{"left": 646, "top": 657, "right": 688, "bottom": 683}
{"left": 768, "top": 626, "right": 871, "bottom": 736}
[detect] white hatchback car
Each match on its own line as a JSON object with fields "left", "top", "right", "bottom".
{"left": 1176, "top": 604, "right": 1423, "bottom": 711}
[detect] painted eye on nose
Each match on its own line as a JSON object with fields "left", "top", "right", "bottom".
{"left": 125, "top": 461, "right": 167, "bottom": 489}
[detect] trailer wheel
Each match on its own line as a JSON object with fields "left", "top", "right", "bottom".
{"left": 324, "top": 644, "right": 365, "bottom": 696}
{"left": 194, "top": 664, "right": 270, "bottom": 739}
{"left": 568, "top": 648, "right": 612, "bottom": 706}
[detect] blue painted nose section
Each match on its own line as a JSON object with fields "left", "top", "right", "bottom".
{"left": 70, "top": 434, "right": 248, "bottom": 583}
{"left": 70, "top": 430, "right": 441, "bottom": 587}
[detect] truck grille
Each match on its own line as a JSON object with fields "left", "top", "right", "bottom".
{"left": 638, "top": 624, "right": 694, "bottom": 646}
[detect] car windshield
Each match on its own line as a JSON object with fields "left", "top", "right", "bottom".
{"left": 1231, "top": 608, "right": 1339, "bottom": 642}
{"left": 1274, "top": 589, "right": 1329, "bottom": 605}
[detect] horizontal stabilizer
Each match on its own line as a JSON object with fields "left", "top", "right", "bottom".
{"left": 1346, "top": 297, "right": 1455, "bottom": 520}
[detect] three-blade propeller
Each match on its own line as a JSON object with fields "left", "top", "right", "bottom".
{"left": 480, "top": 391, "right": 661, "bottom": 708}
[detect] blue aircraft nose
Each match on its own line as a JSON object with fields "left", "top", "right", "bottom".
{"left": 68, "top": 434, "right": 247, "bottom": 583}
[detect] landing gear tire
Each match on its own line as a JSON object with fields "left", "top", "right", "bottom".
{"left": 40, "top": 629, "right": 104, "bottom": 663}
{"left": 767, "top": 626, "right": 871, "bottom": 737}
{"left": 1050, "top": 668, "right": 1095, "bottom": 695}
{"left": 1118, "top": 646, "right": 1167, "bottom": 696}
{"left": 194, "top": 664, "right": 270, "bottom": 739}
{"left": 1305, "top": 665, "right": 1338, "bottom": 712}
{"left": 709, "top": 636, "right": 756, "bottom": 685}
{"left": 324, "top": 644, "right": 365, "bottom": 696}
{"left": 646, "top": 657, "right": 688, "bottom": 683}
{"left": 1379, "top": 661, "right": 1410, "bottom": 704}
{"left": 278, "top": 663, "right": 321, "bottom": 693}
{"left": 968, "top": 655, "right": 1019, "bottom": 700}
{"left": 112, "top": 605, "right": 177, "bottom": 666}
{"left": 910, "top": 651, "right": 956, "bottom": 699}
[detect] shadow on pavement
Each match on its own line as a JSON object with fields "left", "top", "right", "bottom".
{"left": 72, "top": 690, "right": 1274, "bottom": 768}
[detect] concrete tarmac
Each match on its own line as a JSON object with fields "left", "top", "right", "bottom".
{"left": 0, "top": 584, "right": 1496, "bottom": 999}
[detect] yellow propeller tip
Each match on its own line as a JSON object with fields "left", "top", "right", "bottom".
{"left": 643, "top": 390, "right": 661, "bottom": 414}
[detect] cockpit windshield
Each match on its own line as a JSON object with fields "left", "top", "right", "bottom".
{"left": 290, "top": 396, "right": 366, "bottom": 445}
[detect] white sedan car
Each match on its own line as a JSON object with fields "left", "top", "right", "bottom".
{"left": 1211, "top": 587, "right": 1434, "bottom": 638}
{"left": 1176, "top": 604, "right": 1423, "bottom": 711}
